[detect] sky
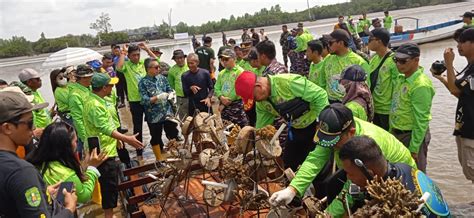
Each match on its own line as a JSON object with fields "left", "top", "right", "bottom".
{"left": 0, "top": 0, "right": 344, "bottom": 41}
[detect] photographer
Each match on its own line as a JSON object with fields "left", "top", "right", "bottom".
{"left": 432, "top": 28, "right": 474, "bottom": 183}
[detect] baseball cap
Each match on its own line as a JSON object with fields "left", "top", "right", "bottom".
{"left": 63, "top": 65, "right": 76, "bottom": 76}
{"left": 459, "top": 28, "right": 474, "bottom": 43}
{"left": 340, "top": 65, "right": 367, "bottom": 82}
{"left": 240, "top": 41, "right": 252, "bottom": 50}
{"left": 323, "top": 29, "right": 350, "bottom": 43}
{"left": 314, "top": 103, "right": 354, "bottom": 147}
{"left": 219, "top": 48, "right": 236, "bottom": 59}
{"left": 74, "top": 64, "right": 94, "bottom": 77}
{"left": 151, "top": 47, "right": 163, "bottom": 54}
{"left": 0, "top": 91, "right": 48, "bottom": 123}
{"left": 235, "top": 71, "right": 257, "bottom": 111}
{"left": 369, "top": 28, "right": 390, "bottom": 45}
{"left": 395, "top": 43, "right": 420, "bottom": 59}
{"left": 18, "top": 68, "right": 41, "bottom": 82}
{"left": 172, "top": 49, "right": 186, "bottom": 60}
{"left": 91, "top": 73, "right": 118, "bottom": 89}
{"left": 461, "top": 11, "right": 473, "bottom": 18}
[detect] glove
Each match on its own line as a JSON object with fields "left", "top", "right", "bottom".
{"left": 269, "top": 187, "right": 297, "bottom": 206}
{"left": 156, "top": 93, "right": 169, "bottom": 101}
{"left": 168, "top": 91, "right": 177, "bottom": 104}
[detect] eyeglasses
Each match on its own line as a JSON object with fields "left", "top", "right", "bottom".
{"left": 10, "top": 119, "right": 34, "bottom": 130}
{"left": 221, "top": 57, "right": 230, "bottom": 62}
{"left": 393, "top": 57, "right": 410, "bottom": 65}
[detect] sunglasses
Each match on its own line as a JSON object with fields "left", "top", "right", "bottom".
{"left": 221, "top": 57, "right": 230, "bottom": 62}
{"left": 10, "top": 119, "right": 34, "bottom": 130}
{"left": 393, "top": 57, "right": 410, "bottom": 64}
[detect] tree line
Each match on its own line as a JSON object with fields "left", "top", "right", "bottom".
{"left": 0, "top": 0, "right": 461, "bottom": 58}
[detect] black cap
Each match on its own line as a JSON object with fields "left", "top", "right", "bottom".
{"left": 459, "top": 28, "right": 474, "bottom": 43}
{"left": 341, "top": 65, "right": 367, "bottom": 82}
{"left": 323, "top": 29, "right": 350, "bottom": 43}
{"left": 247, "top": 48, "right": 258, "bottom": 60}
{"left": 315, "top": 103, "right": 354, "bottom": 147}
{"left": 395, "top": 43, "right": 420, "bottom": 59}
{"left": 369, "top": 28, "right": 390, "bottom": 45}
{"left": 172, "top": 49, "right": 186, "bottom": 60}
{"left": 461, "top": 11, "right": 473, "bottom": 18}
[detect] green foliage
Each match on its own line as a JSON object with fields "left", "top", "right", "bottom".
{"left": 0, "top": 36, "right": 33, "bottom": 58}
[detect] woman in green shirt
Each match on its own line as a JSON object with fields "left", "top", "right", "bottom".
{"left": 339, "top": 65, "right": 374, "bottom": 122}
{"left": 50, "top": 68, "right": 72, "bottom": 124}
{"left": 28, "top": 122, "right": 107, "bottom": 204}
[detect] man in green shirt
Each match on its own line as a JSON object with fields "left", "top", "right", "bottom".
{"left": 306, "top": 40, "right": 326, "bottom": 85}
{"left": 18, "top": 68, "right": 52, "bottom": 129}
{"left": 168, "top": 49, "right": 189, "bottom": 120}
{"left": 215, "top": 49, "right": 248, "bottom": 127}
{"left": 291, "top": 28, "right": 314, "bottom": 76}
{"left": 383, "top": 10, "right": 393, "bottom": 31}
{"left": 357, "top": 12, "right": 371, "bottom": 37}
{"left": 367, "top": 28, "right": 399, "bottom": 130}
{"left": 269, "top": 104, "right": 416, "bottom": 217}
{"left": 247, "top": 48, "right": 266, "bottom": 76}
{"left": 390, "top": 43, "right": 435, "bottom": 173}
{"left": 84, "top": 73, "right": 144, "bottom": 218}
{"left": 235, "top": 71, "right": 329, "bottom": 171}
{"left": 317, "top": 29, "right": 369, "bottom": 103}
{"left": 116, "top": 43, "right": 158, "bottom": 157}
{"left": 462, "top": 11, "right": 474, "bottom": 27}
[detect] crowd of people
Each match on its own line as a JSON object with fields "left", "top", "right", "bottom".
{"left": 1, "top": 10, "right": 473, "bottom": 217}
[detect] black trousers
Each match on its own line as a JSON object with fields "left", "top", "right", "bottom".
{"left": 373, "top": 113, "right": 390, "bottom": 131}
{"left": 282, "top": 120, "right": 318, "bottom": 171}
{"left": 97, "top": 158, "right": 119, "bottom": 209}
{"left": 129, "top": 101, "right": 144, "bottom": 156}
{"left": 116, "top": 71, "right": 127, "bottom": 103}
{"left": 147, "top": 120, "right": 179, "bottom": 150}
{"left": 245, "top": 104, "right": 256, "bottom": 127}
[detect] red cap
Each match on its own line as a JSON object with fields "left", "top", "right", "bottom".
{"left": 235, "top": 71, "right": 257, "bottom": 111}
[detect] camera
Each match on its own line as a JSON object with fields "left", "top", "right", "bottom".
{"left": 430, "top": 60, "right": 447, "bottom": 76}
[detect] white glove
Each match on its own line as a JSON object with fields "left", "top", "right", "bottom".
{"left": 156, "top": 93, "right": 169, "bottom": 101}
{"left": 269, "top": 187, "right": 296, "bottom": 206}
{"left": 168, "top": 91, "right": 177, "bottom": 103}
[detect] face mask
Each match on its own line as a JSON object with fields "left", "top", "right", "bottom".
{"left": 57, "top": 78, "right": 67, "bottom": 86}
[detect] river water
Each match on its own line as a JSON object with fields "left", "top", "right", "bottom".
{"left": 1, "top": 2, "right": 473, "bottom": 216}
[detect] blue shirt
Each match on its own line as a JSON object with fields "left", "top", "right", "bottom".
{"left": 138, "top": 74, "right": 174, "bottom": 123}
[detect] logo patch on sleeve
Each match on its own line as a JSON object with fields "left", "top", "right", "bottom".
{"left": 25, "top": 187, "right": 42, "bottom": 207}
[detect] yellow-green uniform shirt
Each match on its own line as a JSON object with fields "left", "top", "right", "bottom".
{"left": 357, "top": 18, "right": 371, "bottom": 33}
{"left": 214, "top": 66, "right": 244, "bottom": 101}
{"left": 390, "top": 67, "right": 435, "bottom": 154}
{"left": 345, "top": 101, "right": 368, "bottom": 121}
{"left": 383, "top": 15, "right": 393, "bottom": 30}
{"left": 32, "top": 91, "right": 52, "bottom": 128}
{"left": 83, "top": 93, "right": 119, "bottom": 158}
{"left": 308, "top": 60, "right": 324, "bottom": 85}
{"left": 167, "top": 64, "right": 189, "bottom": 97}
{"left": 463, "top": 20, "right": 474, "bottom": 27}
{"left": 295, "top": 33, "right": 314, "bottom": 52}
{"left": 369, "top": 52, "right": 400, "bottom": 115}
{"left": 239, "top": 60, "right": 265, "bottom": 77}
{"left": 316, "top": 51, "right": 369, "bottom": 101}
{"left": 40, "top": 161, "right": 99, "bottom": 204}
{"left": 117, "top": 59, "right": 158, "bottom": 102}
{"left": 256, "top": 74, "right": 329, "bottom": 129}
{"left": 54, "top": 86, "right": 70, "bottom": 113}
{"left": 68, "top": 83, "right": 90, "bottom": 142}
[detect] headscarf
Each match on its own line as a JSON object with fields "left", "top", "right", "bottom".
{"left": 340, "top": 65, "right": 374, "bottom": 122}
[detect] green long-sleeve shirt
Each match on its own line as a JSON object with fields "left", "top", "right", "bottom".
{"left": 357, "top": 18, "right": 371, "bottom": 33}
{"left": 83, "top": 93, "right": 118, "bottom": 158}
{"left": 369, "top": 53, "right": 400, "bottom": 114}
{"left": 289, "top": 118, "right": 417, "bottom": 196}
{"left": 32, "top": 91, "right": 52, "bottom": 129}
{"left": 68, "top": 83, "right": 90, "bottom": 142}
{"left": 390, "top": 67, "right": 435, "bottom": 154}
{"left": 40, "top": 161, "right": 99, "bottom": 204}
{"left": 167, "top": 64, "right": 189, "bottom": 97}
{"left": 214, "top": 66, "right": 244, "bottom": 101}
{"left": 345, "top": 101, "right": 367, "bottom": 121}
{"left": 54, "top": 86, "right": 70, "bottom": 112}
{"left": 255, "top": 74, "right": 329, "bottom": 129}
{"left": 117, "top": 59, "right": 159, "bottom": 102}
{"left": 295, "top": 33, "right": 314, "bottom": 52}
{"left": 383, "top": 15, "right": 393, "bottom": 30}
{"left": 316, "top": 51, "right": 369, "bottom": 101}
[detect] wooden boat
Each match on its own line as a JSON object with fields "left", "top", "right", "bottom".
{"left": 361, "top": 17, "right": 464, "bottom": 47}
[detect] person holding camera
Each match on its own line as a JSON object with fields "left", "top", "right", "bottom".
{"left": 432, "top": 28, "right": 474, "bottom": 183}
